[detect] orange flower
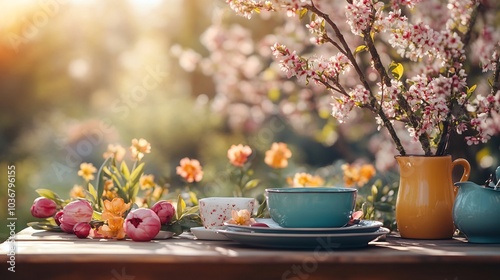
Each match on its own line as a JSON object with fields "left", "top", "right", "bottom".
{"left": 102, "top": 179, "right": 117, "bottom": 200}
{"left": 227, "top": 144, "right": 252, "bottom": 167}
{"left": 291, "top": 172, "right": 324, "bottom": 187}
{"left": 70, "top": 184, "right": 86, "bottom": 199}
{"left": 140, "top": 174, "right": 156, "bottom": 190}
{"left": 103, "top": 144, "right": 126, "bottom": 162}
{"left": 225, "top": 209, "right": 256, "bottom": 226}
{"left": 176, "top": 157, "right": 203, "bottom": 183}
{"left": 264, "top": 142, "right": 292, "bottom": 169}
{"left": 130, "top": 138, "right": 151, "bottom": 161}
{"left": 97, "top": 216, "right": 126, "bottom": 239}
{"left": 77, "top": 163, "right": 97, "bottom": 182}
{"left": 341, "top": 163, "right": 376, "bottom": 187}
{"left": 101, "top": 197, "right": 131, "bottom": 220}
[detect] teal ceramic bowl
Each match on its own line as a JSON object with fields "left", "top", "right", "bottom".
{"left": 266, "top": 187, "right": 357, "bottom": 228}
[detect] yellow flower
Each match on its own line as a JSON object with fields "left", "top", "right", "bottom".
{"left": 102, "top": 144, "right": 126, "bottom": 162}
{"left": 77, "top": 163, "right": 97, "bottom": 182}
{"left": 341, "top": 163, "right": 376, "bottom": 187}
{"left": 227, "top": 144, "right": 252, "bottom": 167}
{"left": 176, "top": 157, "right": 203, "bottom": 183}
{"left": 291, "top": 172, "right": 324, "bottom": 187}
{"left": 264, "top": 142, "right": 292, "bottom": 169}
{"left": 130, "top": 138, "right": 151, "bottom": 161}
{"left": 225, "top": 209, "right": 256, "bottom": 226}
{"left": 140, "top": 174, "right": 156, "bottom": 190}
{"left": 101, "top": 197, "right": 131, "bottom": 220}
{"left": 70, "top": 184, "right": 86, "bottom": 199}
{"left": 97, "top": 216, "right": 126, "bottom": 240}
{"left": 152, "top": 186, "right": 165, "bottom": 201}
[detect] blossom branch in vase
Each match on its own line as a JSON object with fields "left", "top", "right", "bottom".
{"left": 226, "top": 0, "right": 500, "bottom": 156}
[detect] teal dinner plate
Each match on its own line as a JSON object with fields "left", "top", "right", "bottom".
{"left": 216, "top": 227, "right": 390, "bottom": 249}
{"left": 224, "top": 218, "right": 383, "bottom": 234}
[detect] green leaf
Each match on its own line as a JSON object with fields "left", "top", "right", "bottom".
{"left": 176, "top": 195, "right": 186, "bottom": 220}
{"left": 36, "top": 188, "right": 60, "bottom": 201}
{"left": 96, "top": 157, "right": 112, "bottom": 210}
{"left": 180, "top": 205, "right": 199, "bottom": 218}
{"left": 299, "top": 8, "right": 308, "bottom": 19}
{"left": 115, "top": 186, "right": 129, "bottom": 204}
{"left": 466, "top": 84, "right": 477, "bottom": 97}
{"left": 127, "top": 182, "right": 141, "bottom": 204}
{"left": 130, "top": 162, "right": 145, "bottom": 183}
{"left": 389, "top": 61, "right": 404, "bottom": 80}
{"left": 35, "top": 189, "right": 65, "bottom": 206}
{"left": 371, "top": 184, "right": 378, "bottom": 197}
{"left": 354, "top": 45, "right": 368, "bottom": 56}
{"left": 178, "top": 213, "right": 203, "bottom": 230}
{"left": 110, "top": 166, "right": 125, "bottom": 189}
{"left": 188, "top": 191, "right": 198, "bottom": 206}
{"left": 126, "top": 162, "right": 145, "bottom": 203}
{"left": 27, "top": 221, "right": 62, "bottom": 232}
{"left": 92, "top": 211, "right": 102, "bottom": 220}
{"left": 161, "top": 221, "right": 183, "bottom": 236}
{"left": 87, "top": 183, "right": 97, "bottom": 201}
{"left": 243, "top": 179, "right": 260, "bottom": 190}
{"left": 374, "top": 202, "right": 394, "bottom": 212}
{"left": 255, "top": 199, "right": 268, "bottom": 218}
{"left": 120, "top": 161, "right": 131, "bottom": 181}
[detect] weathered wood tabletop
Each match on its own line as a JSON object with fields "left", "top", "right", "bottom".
{"left": 1, "top": 227, "right": 500, "bottom": 280}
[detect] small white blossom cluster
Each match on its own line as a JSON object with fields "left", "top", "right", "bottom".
{"left": 271, "top": 43, "right": 351, "bottom": 85}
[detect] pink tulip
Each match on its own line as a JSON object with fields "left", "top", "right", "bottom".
{"left": 151, "top": 200, "right": 176, "bottom": 224}
{"left": 73, "top": 222, "right": 91, "bottom": 239}
{"left": 60, "top": 200, "right": 93, "bottom": 233}
{"left": 54, "top": 210, "right": 64, "bottom": 226}
{"left": 30, "top": 197, "right": 57, "bottom": 218}
{"left": 124, "top": 208, "right": 161, "bottom": 241}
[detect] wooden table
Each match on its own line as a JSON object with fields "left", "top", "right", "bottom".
{"left": 1, "top": 227, "right": 500, "bottom": 280}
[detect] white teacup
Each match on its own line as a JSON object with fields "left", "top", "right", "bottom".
{"left": 198, "top": 197, "right": 255, "bottom": 229}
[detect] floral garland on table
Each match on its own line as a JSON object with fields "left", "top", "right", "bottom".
{"left": 29, "top": 138, "right": 202, "bottom": 242}
{"left": 223, "top": 0, "right": 500, "bottom": 156}
{"left": 29, "top": 138, "right": 383, "bottom": 241}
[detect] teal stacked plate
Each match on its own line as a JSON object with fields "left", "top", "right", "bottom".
{"left": 216, "top": 227, "right": 389, "bottom": 249}
{"left": 224, "top": 218, "right": 383, "bottom": 234}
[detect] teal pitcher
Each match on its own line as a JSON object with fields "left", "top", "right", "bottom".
{"left": 453, "top": 180, "right": 500, "bottom": 243}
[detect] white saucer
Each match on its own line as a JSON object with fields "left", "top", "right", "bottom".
{"left": 153, "top": 230, "right": 174, "bottom": 240}
{"left": 190, "top": 227, "right": 231, "bottom": 241}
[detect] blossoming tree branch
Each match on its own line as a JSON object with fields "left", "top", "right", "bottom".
{"left": 226, "top": 0, "right": 500, "bottom": 156}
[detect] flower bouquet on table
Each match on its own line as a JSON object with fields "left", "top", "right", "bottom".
{"left": 28, "top": 138, "right": 202, "bottom": 242}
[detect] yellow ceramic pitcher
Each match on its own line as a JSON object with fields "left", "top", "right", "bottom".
{"left": 395, "top": 155, "right": 470, "bottom": 239}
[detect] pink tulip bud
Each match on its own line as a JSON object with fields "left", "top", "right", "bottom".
{"left": 124, "top": 208, "right": 161, "bottom": 242}
{"left": 54, "top": 210, "right": 64, "bottom": 226}
{"left": 60, "top": 200, "right": 93, "bottom": 233}
{"left": 151, "top": 200, "right": 176, "bottom": 224}
{"left": 73, "top": 222, "right": 91, "bottom": 238}
{"left": 30, "top": 197, "right": 57, "bottom": 218}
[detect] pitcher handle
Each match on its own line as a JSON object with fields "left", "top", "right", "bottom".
{"left": 451, "top": 158, "right": 471, "bottom": 182}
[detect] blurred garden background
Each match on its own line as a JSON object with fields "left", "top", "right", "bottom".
{"left": 1, "top": 0, "right": 499, "bottom": 241}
